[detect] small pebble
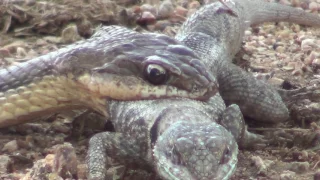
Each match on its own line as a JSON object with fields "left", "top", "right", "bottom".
{"left": 309, "top": 2, "right": 320, "bottom": 12}
{"left": 16, "top": 47, "right": 27, "bottom": 58}
{"left": 175, "top": 6, "right": 188, "bottom": 17}
{"left": 3, "top": 41, "right": 28, "bottom": 53}
{"left": 312, "top": 59, "right": 320, "bottom": 68}
{"left": 0, "top": 48, "right": 10, "bottom": 57}
{"left": 186, "top": 8, "right": 197, "bottom": 17}
{"left": 158, "top": 0, "right": 175, "bottom": 18}
{"left": 290, "top": 0, "right": 300, "bottom": 7}
{"left": 136, "top": 11, "right": 157, "bottom": 25}
{"left": 280, "top": 170, "right": 296, "bottom": 180}
{"left": 279, "top": 0, "right": 292, "bottom": 6}
{"left": 292, "top": 69, "right": 303, "bottom": 76}
{"left": 168, "top": 13, "right": 186, "bottom": 23}
{"left": 276, "top": 29, "right": 291, "bottom": 39}
{"left": 2, "top": 140, "right": 19, "bottom": 153}
{"left": 251, "top": 156, "right": 274, "bottom": 175}
{"left": 268, "top": 77, "right": 285, "bottom": 87}
{"left": 0, "top": 155, "right": 12, "bottom": 174}
{"left": 291, "top": 24, "right": 300, "bottom": 33}
{"left": 140, "top": 4, "right": 157, "bottom": 16}
{"left": 53, "top": 143, "right": 78, "bottom": 177}
{"left": 178, "top": 0, "right": 189, "bottom": 8}
{"left": 292, "top": 150, "right": 309, "bottom": 161}
{"left": 245, "top": 30, "right": 252, "bottom": 36}
{"left": 61, "top": 25, "right": 82, "bottom": 44}
{"left": 77, "top": 164, "right": 88, "bottom": 179}
{"left": 154, "top": 20, "right": 172, "bottom": 31}
{"left": 282, "top": 66, "right": 295, "bottom": 71}
{"left": 77, "top": 19, "right": 93, "bottom": 37}
{"left": 315, "top": 171, "right": 320, "bottom": 180}
{"left": 289, "top": 161, "right": 309, "bottom": 173}
{"left": 188, "top": 1, "right": 200, "bottom": 9}
{"left": 301, "top": 39, "right": 317, "bottom": 52}
{"left": 275, "top": 46, "right": 286, "bottom": 53}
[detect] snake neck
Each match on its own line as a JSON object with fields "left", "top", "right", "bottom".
{"left": 0, "top": 70, "right": 108, "bottom": 128}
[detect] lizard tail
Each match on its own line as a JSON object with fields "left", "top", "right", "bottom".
{"left": 246, "top": 0, "right": 320, "bottom": 27}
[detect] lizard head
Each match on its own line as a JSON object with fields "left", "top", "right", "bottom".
{"left": 153, "top": 121, "right": 238, "bottom": 180}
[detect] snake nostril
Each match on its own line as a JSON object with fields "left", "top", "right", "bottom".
{"left": 192, "top": 85, "right": 199, "bottom": 92}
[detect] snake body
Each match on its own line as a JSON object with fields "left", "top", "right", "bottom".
{"left": 0, "top": 27, "right": 217, "bottom": 127}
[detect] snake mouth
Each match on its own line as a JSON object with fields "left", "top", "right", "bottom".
{"left": 77, "top": 72, "right": 217, "bottom": 101}
{"left": 194, "top": 82, "right": 219, "bottom": 100}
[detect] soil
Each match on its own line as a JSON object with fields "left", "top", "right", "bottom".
{"left": 1, "top": 0, "right": 320, "bottom": 180}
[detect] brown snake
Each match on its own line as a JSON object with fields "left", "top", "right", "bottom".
{"left": 0, "top": 26, "right": 218, "bottom": 128}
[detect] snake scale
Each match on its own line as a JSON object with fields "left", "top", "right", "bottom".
{"left": 1, "top": 0, "right": 320, "bottom": 179}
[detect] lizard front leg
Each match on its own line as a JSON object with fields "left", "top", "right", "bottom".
{"left": 218, "top": 62, "right": 289, "bottom": 122}
{"left": 219, "top": 104, "right": 267, "bottom": 149}
{"left": 87, "top": 132, "right": 148, "bottom": 180}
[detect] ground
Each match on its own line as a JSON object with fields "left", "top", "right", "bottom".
{"left": 0, "top": 0, "right": 320, "bottom": 179}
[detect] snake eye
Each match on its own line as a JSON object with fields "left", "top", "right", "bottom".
{"left": 144, "top": 64, "right": 168, "bottom": 85}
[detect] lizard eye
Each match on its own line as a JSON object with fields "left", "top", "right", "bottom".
{"left": 220, "top": 147, "right": 231, "bottom": 164}
{"left": 144, "top": 64, "right": 168, "bottom": 85}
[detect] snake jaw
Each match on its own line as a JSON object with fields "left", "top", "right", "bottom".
{"left": 77, "top": 71, "right": 217, "bottom": 101}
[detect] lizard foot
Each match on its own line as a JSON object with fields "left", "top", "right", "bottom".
{"left": 279, "top": 85, "right": 320, "bottom": 105}
{"left": 240, "top": 126, "right": 268, "bottom": 149}
{"left": 219, "top": 104, "right": 268, "bottom": 149}
{"left": 279, "top": 85, "right": 320, "bottom": 124}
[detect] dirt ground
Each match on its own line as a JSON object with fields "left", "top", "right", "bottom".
{"left": 1, "top": 0, "right": 320, "bottom": 179}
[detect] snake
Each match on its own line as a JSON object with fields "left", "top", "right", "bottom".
{"left": 0, "top": 26, "right": 218, "bottom": 128}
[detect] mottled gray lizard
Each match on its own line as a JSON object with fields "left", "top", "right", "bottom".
{"left": 87, "top": 0, "right": 320, "bottom": 179}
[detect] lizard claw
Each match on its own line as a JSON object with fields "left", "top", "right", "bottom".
{"left": 239, "top": 126, "right": 268, "bottom": 149}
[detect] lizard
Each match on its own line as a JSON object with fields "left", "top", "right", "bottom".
{"left": 176, "top": 0, "right": 320, "bottom": 123}
{"left": 87, "top": 96, "right": 240, "bottom": 180}
{"left": 86, "top": 0, "right": 320, "bottom": 179}
{"left": 86, "top": 26, "right": 261, "bottom": 180}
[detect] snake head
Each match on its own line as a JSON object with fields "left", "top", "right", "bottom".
{"left": 65, "top": 26, "right": 218, "bottom": 101}
{"left": 153, "top": 121, "right": 238, "bottom": 180}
